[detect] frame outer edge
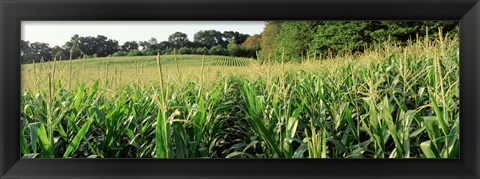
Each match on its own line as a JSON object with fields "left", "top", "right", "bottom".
{"left": 473, "top": 1, "right": 480, "bottom": 178}
{"left": 461, "top": 1, "right": 480, "bottom": 178}
{"left": 464, "top": 2, "right": 480, "bottom": 179}
{"left": 0, "top": 1, "right": 479, "bottom": 179}
{"left": 472, "top": 2, "right": 480, "bottom": 178}
{"left": 1, "top": 0, "right": 4, "bottom": 178}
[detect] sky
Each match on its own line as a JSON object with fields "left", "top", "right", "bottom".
{"left": 21, "top": 21, "right": 266, "bottom": 47}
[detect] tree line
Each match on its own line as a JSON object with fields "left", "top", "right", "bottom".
{"left": 21, "top": 21, "right": 458, "bottom": 64}
{"left": 259, "top": 21, "right": 458, "bottom": 62}
{"left": 20, "top": 30, "right": 261, "bottom": 63}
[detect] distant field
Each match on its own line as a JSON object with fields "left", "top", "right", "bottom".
{"left": 21, "top": 55, "right": 256, "bottom": 92}
{"left": 21, "top": 54, "right": 370, "bottom": 93}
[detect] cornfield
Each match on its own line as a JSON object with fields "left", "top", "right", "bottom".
{"left": 210, "top": 57, "right": 250, "bottom": 67}
{"left": 20, "top": 35, "right": 459, "bottom": 158}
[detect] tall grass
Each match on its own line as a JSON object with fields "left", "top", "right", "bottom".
{"left": 20, "top": 34, "right": 459, "bottom": 158}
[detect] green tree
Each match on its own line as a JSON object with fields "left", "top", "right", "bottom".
{"left": 139, "top": 40, "right": 150, "bottom": 50}
{"left": 309, "top": 21, "right": 369, "bottom": 57}
{"left": 208, "top": 45, "right": 227, "bottom": 55}
{"left": 368, "top": 21, "right": 458, "bottom": 43}
{"left": 194, "top": 47, "right": 208, "bottom": 55}
{"left": 127, "top": 49, "right": 143, "bottom": 56}
{"left": 29, "top": 42, "right": 52, "bottom": 62}
{"left": 274, "top": 21, "right": 319, "bottom": 62}
{"left": 144, "top": 41, "right": 172, "bottom": 55}
{"left": 307, "top": 21, "right": 459, "bottom": 58}
{"left": 243, "top": 34, "right": 261, "bottom": 50}
{"left": 258, "top": 21, "right": 459, "bottom": 60}
{"left": 243, "top": 34, "right": 261, "bottom": 58}
{"left": 222, "top": 31, "right": 249, "bottom": 46}
{"left": 227, "top": 40, "right": 242, "bottom": 56}
{"left": 260, "top": 21, "right": 282, "bottom": 61}
{"left": 51, "top": 45, "right": 69, "bottom": 60}
{"left": 168, "top": 32, "right": 190, "bottom": 49}
{"left": 76, "top": 35, "right": 119, "bottom": 57}
{"left": 121, "top": 41, "right": 139, "bottom": 52}
{"left": 178, "top": 47, "right": 191, "bottom": 54}
{"left": 64, "top": 34, "right": 82, "bottom": 60}
{"left": 194, "top": 30, "right": 224, "bottom": 48}
{"left": 20, "top": 40, "right": 33, "bottom": 63}
{"left": 140, "top": 37, "right": 159, "bottom": 51}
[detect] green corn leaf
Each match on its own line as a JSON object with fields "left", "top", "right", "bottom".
{"left": 428, "top": 92, "right": 448, "bottom": 135}
{"left": 63, "top": 116, "right": 94, "bottom": 158}
{"left": 420, "top": 140, "right": 439, "bottom": 158}
{"left": 28, "top": 123, "right": 40, "bottom": 153}
{"left": 29, "top": 122, "right": 54, "bottom": 157}
{"left": 20, "top": 129, "right": 29, "bottom": 155}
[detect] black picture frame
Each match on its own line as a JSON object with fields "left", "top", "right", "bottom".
{"left": 1, "top": 0, "right": 479, "bottom": 178}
